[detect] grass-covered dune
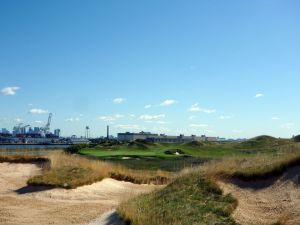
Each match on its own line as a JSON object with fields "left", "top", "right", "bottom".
{"left": 27, "top": 152, "right": 171, "bottom": 189}
{"left": 118, "top": 172, "right": 239, "bottom": 225}
{"left": 117, "top": 141, "right": 300, "bottom": 225}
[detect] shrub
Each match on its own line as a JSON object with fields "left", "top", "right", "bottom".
{"left": 65, "top": 144, "right": 89, "bottom": 154}
{"left": 294, "top": 135, "right": 300, "bottom": 142}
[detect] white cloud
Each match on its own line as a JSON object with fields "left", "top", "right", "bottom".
{"left": 113, "top": 98, "right": 126, "bottom": 104}
{"left": 114, "top": 114, "right": 124, "bottom": 119}
{"left": 34, "top": 120, "right": 43, "bottom": 124}
{"left": 97, "top": 114, "right": 124, "bottom": 122}
{"left": 14, "top": 118, "right": 23, "bottom": 123}
{"left": 115, "top": 124, "right": 140, "bottom": 130}
{"left": 1, "top": 87, "right": 20, "bottom": 96}
{"left": 188, "top": 103, "right": 215, "bottom": 113}
{"left": 189, "top": 115, "right": 196, "bottom": 120}
{"left": 232, "top": 129, "right": 243, "bottom": 133}
{"left": 281, "top": 123, "right": 294, "bottom": 129}
{"left": 144, "top": 104, "right": 152, "bottom": 109}
{"left": 189, "top": 124, "right": 209, "bottom": 128}
{"left": 29, "top": 108, "right": 48, "bottom": 114}
{"left": 98, "top": 116, "right": 116, "bottom": 122}
{"left": 66, "top": 117, "right": 80, "bottom": 122}
{"left": 219, "top": 115, "right": 233, "bottom": 120}
{"left": 160, "top": 99, "right": 177, "bottom": 106}
{"left": 140, "top": 114, "right": 165, "bottom": 121}
{"left": 271, "top": 117, "right": 280, "bottom": 120}
{"left": 254, "top": 93, "right": 263, "bottom": 98}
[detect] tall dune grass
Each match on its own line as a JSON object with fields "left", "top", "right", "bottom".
{"left": 200, "top": 145, "right": 300, "bottom": 180}
{"left": 28, "top": 152, "right": 171, "bottom": 188}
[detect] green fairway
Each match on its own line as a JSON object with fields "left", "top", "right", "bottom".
{"left": 78, "top": 136, "right": 293, "bottom": 171}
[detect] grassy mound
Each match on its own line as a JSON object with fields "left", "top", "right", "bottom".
{"left": 236, "top": 135, "right": 289, "bottom": 149}
{"left": 128, "top": 141, "right": 149, "bottom": 150}
{"left": 118, "top": 172, "right": 238, "bottom": 225}
{"left": 183, "top": 140, "right": 204, "bottom": 147}
{"left": 28, "top": 152, "right": 171, "bottom": 189}
{"left": 202, "top": 148, "right": 300, "bottom": 181}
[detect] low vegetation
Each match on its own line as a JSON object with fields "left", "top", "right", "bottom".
{"left": 28, "top": 152, "right": 171, "bottom": 189}
{"left": 118, "top": 171, "right": 238, "bottom": 225}
{"left": 202, "top": 145, "right": 300, "bottom": 180}
{"left": 0, "top": 153, "right": 49, "bottom": 164}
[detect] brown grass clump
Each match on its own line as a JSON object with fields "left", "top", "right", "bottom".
{"left": 200, "top": 148, "right": 300, "bottom": 181}
{"left": 0, "top": 153, "right": 49, "bottom": 164}
{"left": 28, "top": 152, "right": 171, "bottom": 189}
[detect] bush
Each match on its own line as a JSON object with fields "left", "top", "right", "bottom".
{"left": 65, "top": 144, "right": 89, "bottom": 154}
{"left": 294, "top": 135, "right": 300, "bottom": 142}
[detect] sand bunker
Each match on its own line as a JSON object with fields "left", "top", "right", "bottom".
{"left": 219, "top": 166, "right": 300, "bottom": 225}
{"left": 0, "top": 163, "right": 157, "bottom": 225}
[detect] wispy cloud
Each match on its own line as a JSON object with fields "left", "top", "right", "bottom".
{"left": 160, "top": 99, "right": 177, "bottom": 106}
{"left": 113, "top": 98, "right": 126, "bottom": 104}
{"left": 1, "top": 87, "right": 20, "bottom": 96}
{"left": 232, "top": 129, "right": 243, "bottom": 133}
{"left": 219, "top": 115, "right": 233, "bottom": 120}
{"left": 271, "top": 117, "right": 280, "bottom": 120}
{"left": 189, "top": 123, "right": 209, "bottom": 128}
{"left": 14, "top": 118, "right": 23, "bottom": 123}
{"left": 140, "top": 114, "right": 165, "bottom": 121}
{"left": 115, "top": 124, "right": 140, "bottom": 130}
{"left": 66, "top": 117, "right": 80, "bottom": 122}
{"left": 97, "top": 114, "right": 124, "bottom": 122}
{"left": 29, "top": 108, "right": 48, "bottom": 114}
{"left": 254, "top": 93, "right": 263, "bottom": 98}
{"left": 281, "top": 123, "right": 294, "bottom": 129}
{"left": 144, "top": 104, "right": 152, "bottom": 109}
{"left": 188, "top": 103, "right": 215, "bottom": 113}
{"left": 34, "top": 120, "right": 43, "bottom": 124}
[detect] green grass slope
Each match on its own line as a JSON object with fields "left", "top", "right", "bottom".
{"left": 118, "top": 172, "right": 238, "bottom": 225}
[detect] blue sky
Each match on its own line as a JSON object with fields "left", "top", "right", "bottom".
{"left": 1, "top": 0, "right": 300, "bottom": 138}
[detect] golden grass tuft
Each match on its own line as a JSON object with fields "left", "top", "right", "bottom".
{"left": 200, "top": 147, "right": 300, "bottom": 180}
{"left": 28, "top": 152, "right": 172, "bottom": 188}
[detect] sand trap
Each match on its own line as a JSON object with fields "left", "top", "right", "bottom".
{"left": 0, "top": 163, "right": 158, "bottom": 225}
{"left": 219, "top": 166, "right": 300, "bottom": 225}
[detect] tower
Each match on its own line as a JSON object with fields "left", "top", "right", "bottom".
{"left": 107, "top": 125, "right": 109, "bottom": 140}
{"left": 85, "top": 126, "right": 90, "bottom": 139}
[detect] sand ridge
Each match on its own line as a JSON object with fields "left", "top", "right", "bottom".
{"left": 219, "top": 166, "right": 300, "bottom": 225}
{"left": 0, "top": 163, "right": 157, "bottom": 225}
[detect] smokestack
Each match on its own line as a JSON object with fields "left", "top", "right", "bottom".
{"left": 107, "top": 125, "right": 109, "bottom": 140}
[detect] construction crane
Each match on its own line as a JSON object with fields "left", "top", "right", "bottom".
{"left": 40, "top": 113, "right": 53, "bottom": 134}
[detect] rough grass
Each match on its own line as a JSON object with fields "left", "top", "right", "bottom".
{"left": 201, "top": 145, "right": 300, "bottom": 181}
{"left": 28, "top": 152, "right": 171, "bottom": 189}
{"left": 118, "top": 171, "right": 238, "bottom": 225}
{"left": 0, "top": 154, "right": 49, "bottom": 164}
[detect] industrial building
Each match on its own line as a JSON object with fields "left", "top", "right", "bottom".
{"left": 117, "top": 132, "right": 217, "bottom": 143}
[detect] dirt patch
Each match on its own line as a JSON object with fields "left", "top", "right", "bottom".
{"left": 0, "top": 163, "right": 158, "bottom": 225}
{"left": 218, "top": 166, "right": 300, "bottom": 225}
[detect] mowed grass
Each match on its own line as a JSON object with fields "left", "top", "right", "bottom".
{"left": 118, "top": 171, "right": 239, "bottom": 225}
{"left": 27, "top": 152, "right": 171, "bottom": 189}
{"left": 80, "top": 136, "right": 293, "bottom": 160}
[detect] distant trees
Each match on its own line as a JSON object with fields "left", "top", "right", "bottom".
{"left": 294, "top": 135, "right": 300, "bottom": 142}
{"left": 65, "top": 144, "right": 89, "bottom": 154}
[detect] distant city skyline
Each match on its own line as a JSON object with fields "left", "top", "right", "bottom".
{"left": 1, "top": 1, "right": 300, "bottom": 138}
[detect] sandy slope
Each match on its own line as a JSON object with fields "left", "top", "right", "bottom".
{"left": 219, "top": 166, "right": 300, "bottom": 225}
{"left": 0, "top": 163, "right": 157, "bottom": 225}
